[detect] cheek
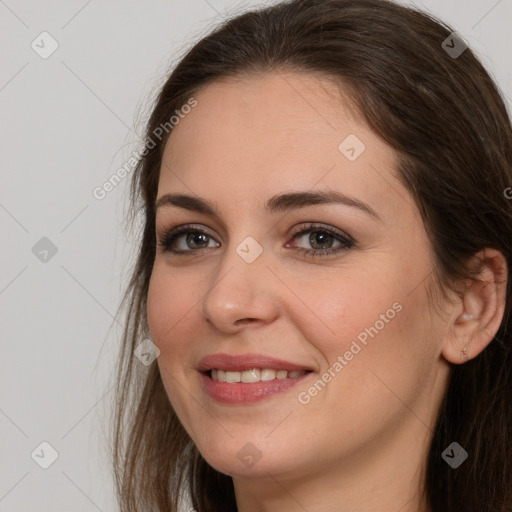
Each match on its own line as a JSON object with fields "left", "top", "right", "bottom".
{"left": 288, "top": 271, "right": 404, "bottom": 357}
{"left": 146, "top": 265, "right": 200, "bottom": 429}
{"left": 146, "top": 269, "right": 168, "bottom": 345}
{"left": 291, "top": 267, "right": 432, "bottom": 399}
{"left": 147, "top": 264, "right": 193, "bottom": 346}
{"left": 286, "top": 282, "right": 433, "bottom": 458}
{"left": 146, "top": 265, "right": 198, "bottom": 396}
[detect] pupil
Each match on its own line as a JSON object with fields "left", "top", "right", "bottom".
{"left": 188, "top": 233, "right": 209, "bottom": 249}
{"left": 310, "top": 231, "right": 332, "bottom": 249}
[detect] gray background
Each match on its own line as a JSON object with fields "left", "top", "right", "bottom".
{"left": 1, "top": 0, "right": 510, "bottom": 510}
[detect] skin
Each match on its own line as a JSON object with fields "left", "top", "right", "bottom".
{"left": 146, "top": 71, "right": 508, "bottom": 512}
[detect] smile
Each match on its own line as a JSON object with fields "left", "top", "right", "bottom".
{"left": 209, "top": 368, "right": 309, "bottom": 383}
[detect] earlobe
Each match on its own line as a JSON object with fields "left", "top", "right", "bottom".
{"left": 443, "top": 328, "right": 472, "bottom": 365}
{"left": 460, "top": 345, "right": 468, "bottom": 363}
{"left": 442, "top": 248, "right": 508, "bottom": 365}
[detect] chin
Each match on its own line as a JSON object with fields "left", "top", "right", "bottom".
{"left": 196, "top": 441, "right": 306, "bottom": 480}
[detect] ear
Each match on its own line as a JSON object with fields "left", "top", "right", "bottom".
{"left": 443, "top": 248, "right": 508, "bottom": 364}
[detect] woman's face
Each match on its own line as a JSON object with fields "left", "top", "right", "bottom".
{"left": 147, "top": 72, "right": 452, "bottom": 488}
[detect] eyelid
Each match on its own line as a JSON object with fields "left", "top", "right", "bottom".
{"left": 157, "top": 221, "right": 355, "bottom": 256}
{"left": 156, "top": 222, "right": 352, "bottom": 241}
{"left": 156, "top": 223, "right": 219, "bottom": 250}
{"left": 156, "top": 222, "right": 216, "bottom": 240}
{"left": 288, "top": 222, "right": 354, "bottom": 243}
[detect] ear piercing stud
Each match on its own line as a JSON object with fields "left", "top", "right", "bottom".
{"left": 461, "top": 346, "right": 468, "bottom": 363}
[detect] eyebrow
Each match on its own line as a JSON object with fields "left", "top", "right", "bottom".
{"left": 154, "top": 190, "right": 381, "bottom": 221}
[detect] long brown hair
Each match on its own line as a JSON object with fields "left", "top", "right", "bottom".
{"left": 110, "top": 0, "right": 512, "bottom": 510}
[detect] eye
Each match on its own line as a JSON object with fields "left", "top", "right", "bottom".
{"left": 286, "top": 223, "right": 355, "bottom": 258}
{"left": 157, "top": 224, "right": 219, "bottom": 254}
{"left": 156, "top": 222, "right": 355, "bottom": 258}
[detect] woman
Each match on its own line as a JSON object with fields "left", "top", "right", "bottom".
{"left": 111, "top": 0, "right": 512, "bottom": 510}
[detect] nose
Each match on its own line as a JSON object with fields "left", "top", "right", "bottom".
{"left": 201, "top": 239, "right": 281, "bottom": 333}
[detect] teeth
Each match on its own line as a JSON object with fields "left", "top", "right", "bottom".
{"left": 210, "top": 368, "right": 307, "bottom": 383}
{"left": 225, "top": 371, "right": 241, "bottom": 383}
{"left": 260, "top": 369, "right": 276, "bottom": 381}
{"left": 241, "top": 368, "right": 260, "bottom": 383}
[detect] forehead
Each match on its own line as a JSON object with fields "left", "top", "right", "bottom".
{"left": 158, "top": 71, "right": 405, "bottom": 223}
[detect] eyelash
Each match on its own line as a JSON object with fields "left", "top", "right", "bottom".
{"left": 157, "top": 223, "right": 355, "bottom": 259}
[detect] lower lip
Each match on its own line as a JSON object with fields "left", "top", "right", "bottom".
{"left": 200, "top": 371, "right": 312, "bottom": 404}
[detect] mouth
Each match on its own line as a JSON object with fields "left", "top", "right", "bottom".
{"left": 200, "top": 368, "right": 314, "bottom": 404}
{"left": 197, "top": 352, "right": 315, "bottom": 374}
{"left": 197, "top": 353, "right": 315, "bottom": 404}
{"left": 205, "top": 368, "right": 312, "bottom": 383}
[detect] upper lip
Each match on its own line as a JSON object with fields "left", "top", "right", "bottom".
{"left": 197, "top": 353, "right": 315, "bottom": 373}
